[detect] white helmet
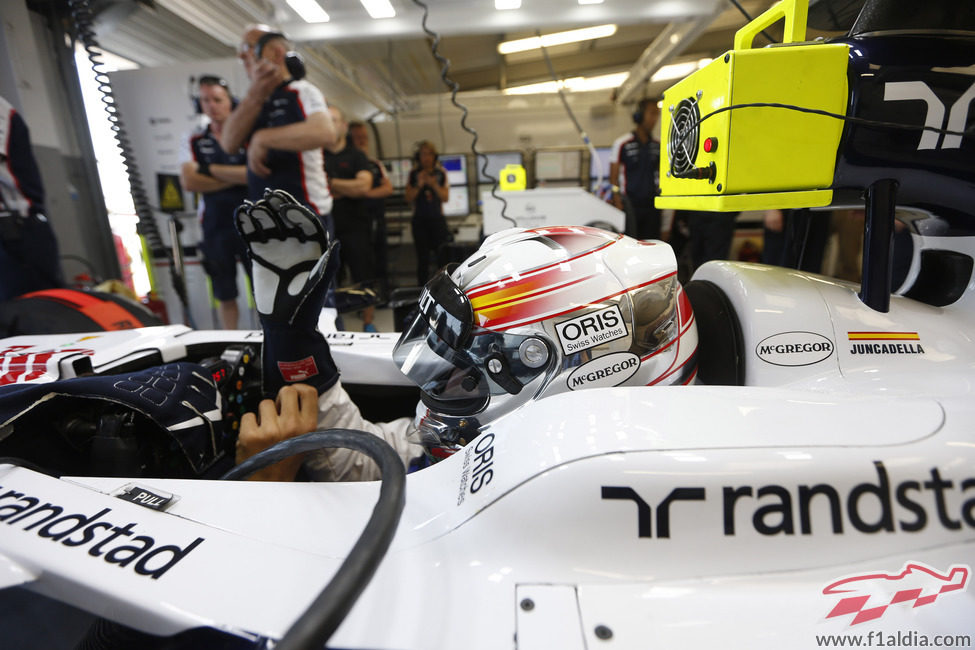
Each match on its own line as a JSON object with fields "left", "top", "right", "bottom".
{"left": 392, "top": 226, "right": 698, "bottom": 449}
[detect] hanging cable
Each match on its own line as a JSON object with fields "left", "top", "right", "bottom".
{"left": 409, "top": 0, "right": 515, "bottom": 227}
{"left": 67, "top": 0, "right": 195, "bottom": 325}
{"left": 537, "top": 36, "right": 603, "bottom": 189}
{"left": 667, "top": 100, "right": 975, "bottom": 179}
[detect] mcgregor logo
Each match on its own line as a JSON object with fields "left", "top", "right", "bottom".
{"left": 756, "top": 332, "right": 834, "bottom": 367}
{"left": 823, "top": 562, "right": 970, "bottom": 626}
{"left": 567, "top": 352, "right": 640, "bottom": 390}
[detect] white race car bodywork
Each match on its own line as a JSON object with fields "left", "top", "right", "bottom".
{"left": 1, "top": 239, "right": 974, "bottom": 648}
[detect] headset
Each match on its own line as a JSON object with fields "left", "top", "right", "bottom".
{"left": 190, "top": 75, "right": 238, "bottom": 114}
{"left": 254, "top": 31, "right": 307, "bottom": 81}
{"left": 632, "top": 98, "right": 655, "bottom": 125}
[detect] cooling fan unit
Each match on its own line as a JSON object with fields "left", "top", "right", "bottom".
{"left": 656, "top": 0, "right": 850, "bottom": 212}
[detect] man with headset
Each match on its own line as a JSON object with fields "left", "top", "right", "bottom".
{"left": 220, "top": 25, "right": 336, "bottom": 232}
{"left": 348, "top": 120, "right": 394, "bottom": 302}
{"left": 180, "top": 76, "right": 249, "bottom": 328}
{"left": 323, "top": 105, "right": 378, "bottom": 331}
{"left": 609, "top": 98, "right": 665, "bottom": 240}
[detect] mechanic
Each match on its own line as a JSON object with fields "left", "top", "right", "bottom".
{"left": 0, "top": 94, "right": 65, "bottom": 301}
{"left": 348, "top": 120, "right": 394, "bottom": 302}
{"left": 322, "top": 105, "right": 377, "bottom": 332}
{"left": 405, "top": 140, "right": 451, "bottom": 285}
{"left": 220, "top": 25, "right": 335, "bottom": 231}
{"left": 179, "top": 75, "right": 249, "bottom": 328}
{"left": 233, "top": 190, "right": 698, "bottom": 482}
{"left": 609, "top": 98, "right": 666, "bottom": 240}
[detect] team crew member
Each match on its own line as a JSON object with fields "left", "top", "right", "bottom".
{"left": 405, "top": 140, "right": 450, "bottom": 285}
{"left": 348, "top": 120, "right": 393, "bottom": 300}
{"left": 0, "top": 95, "right": 64, "bottom": 301}
{"left": 322, "top": 106, "right": 377, "bottom": 331}
{"left": 220, "top": 25, "right": 336, "bottom": 231}
{"left": 610, "top": 98, "right": 664, "bottom": 240}
{"left": 180, "top": 76, "right": 249, "bottom": 328}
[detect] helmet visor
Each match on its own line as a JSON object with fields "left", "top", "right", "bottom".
{"left": 393, "top": 315, "right": 489, "bottom": 409}
{"left": 393, "top": 268, "right": 554, "bottom": 414}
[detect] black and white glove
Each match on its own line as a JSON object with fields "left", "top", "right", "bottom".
{"left": 235, "top": 189, "right": 340, "bottom": 397}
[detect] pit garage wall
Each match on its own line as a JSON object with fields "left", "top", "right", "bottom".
{"left": 107, "top": 59, "right": 248, "bottom": 329}
{"left": 369, "top": 91, "right": 647, "bottom": 160}
{"left": 0, "top": 1, "right": 120, "bottom": 286}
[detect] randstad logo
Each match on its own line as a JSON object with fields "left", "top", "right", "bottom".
{"left": 823, "top": 562, "right": 970, "bottom": 626}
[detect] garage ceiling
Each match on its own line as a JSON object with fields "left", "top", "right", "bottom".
{"left": 83, "top": 0, "right": 851, "bottom": 115}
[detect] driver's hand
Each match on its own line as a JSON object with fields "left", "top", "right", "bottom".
{"left": 236, "top": 383, "right": 319, "bottom": 481}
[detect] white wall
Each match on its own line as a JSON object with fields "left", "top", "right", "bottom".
{"left": 371, "top": 90, "right": 642, "bottom": 160}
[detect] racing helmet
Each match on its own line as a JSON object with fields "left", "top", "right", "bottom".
{"left": 392, "top": 226, "right": 698, "bottom": 449}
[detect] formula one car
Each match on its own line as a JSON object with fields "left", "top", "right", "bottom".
{"left": 1, "top": 0, "right": 974, "bottom": 648}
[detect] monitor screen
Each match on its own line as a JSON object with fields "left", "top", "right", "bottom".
{"left": 475, "top": 151, "right": 524, "bottom": 184}
{"left": 535, "top": 150, "right": 582, "bottom": 181}
{"left": 443, "top": 185, "right": 469, "bottom": 217}
{"left": 439, "top": 154, "right": 468, "bottom": 186}
{"left": 383, "top": 158, "right": 413, "bottom": 189}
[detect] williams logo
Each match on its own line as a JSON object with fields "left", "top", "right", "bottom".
{"left": 848, "top": 331, "right": 925, "bottom": 355}
{"left": 823, "top": 562, "right": 970, "bottom": 626}
{"left": 567, "top": 352, "right": 640, "bottom": 390}
{"left": 756, "top": 332, "right": 834, "bottom": 367}
{"left": 555, "top": 305, "right": 628, "bottom": 355}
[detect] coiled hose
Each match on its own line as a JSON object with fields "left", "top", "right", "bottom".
{"left": 68, "top": 0, "right": 194, "bottom": 323}
{"left": 409, "top": 0, "right": 516, "bottom": 228}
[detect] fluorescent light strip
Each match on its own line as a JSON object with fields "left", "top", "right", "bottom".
{"left": 360, "top": 0, "right": 395, "bottom": 19}
{"left": 504, "top": 71, "right": 629, "bottom": 95}
{"left": 498, "top": 24, "right": 617, "bottom": 55}
{"left": 287, "top": 0, "right": 330, "bottom": 23}
{"left": 650, "top": 58, "right": 712, "bottom": 83}
{"left": 578, "top": 0, "right": 604, "bottom": 4}
{"left": 496, "top": 0, "right": 522, "bottom": 9}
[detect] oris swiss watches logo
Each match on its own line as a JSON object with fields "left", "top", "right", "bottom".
{"left": 756, "top": 332, "right": 834, "bottom": 367}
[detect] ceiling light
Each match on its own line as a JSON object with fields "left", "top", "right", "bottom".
{"left": 287, "top": 0, "right": 330, "bottom": 23}
{"left": 650, "top": 58, "right": 712, "bottom": 83}
{"left": 504, "top": 71, "right": 629, "bottom": 95}
{"left": 578, "top": 0, "right": 604, "bottom": 4}
{"left": 496, "top": 0, "right": 522, "bottom": 9}
{"left": 498, "top": 24, "right": 617, "bottom": 55}
{"left": 360, "top": 0, "right": 395, "bottom": 18}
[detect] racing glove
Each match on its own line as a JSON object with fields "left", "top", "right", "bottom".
{"left": 235, "top": 189, "right": 340, "bottom": 397}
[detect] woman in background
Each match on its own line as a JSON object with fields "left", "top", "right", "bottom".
{"left": 405, "top": 140, "right": 450, "bottom": 285}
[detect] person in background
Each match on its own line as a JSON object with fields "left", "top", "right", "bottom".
{"left": 348, "top": 120, "right": 393, "bottom": 302}
{"left": 405, "top": 140, "right": 450, "bottom": 286}
{"left": 610, "top": 98, "right": 664, "bottom": 240}
{"left": 322, "top": 106, "right": 377, "bottom": 332}
{"left": 0, "top": 94, "right": 64, "bottom": 301}
{"left": 683, "top": 210, "right": 741, "bottom": 273}
{"left": 220, "top": 25, "right": 335, "bottom": 229}
{"left": 179, "top": 76, "right": 249, "bottom": 328}
{"left": 762, "top": 208, "right": 830, "bottom": 273}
